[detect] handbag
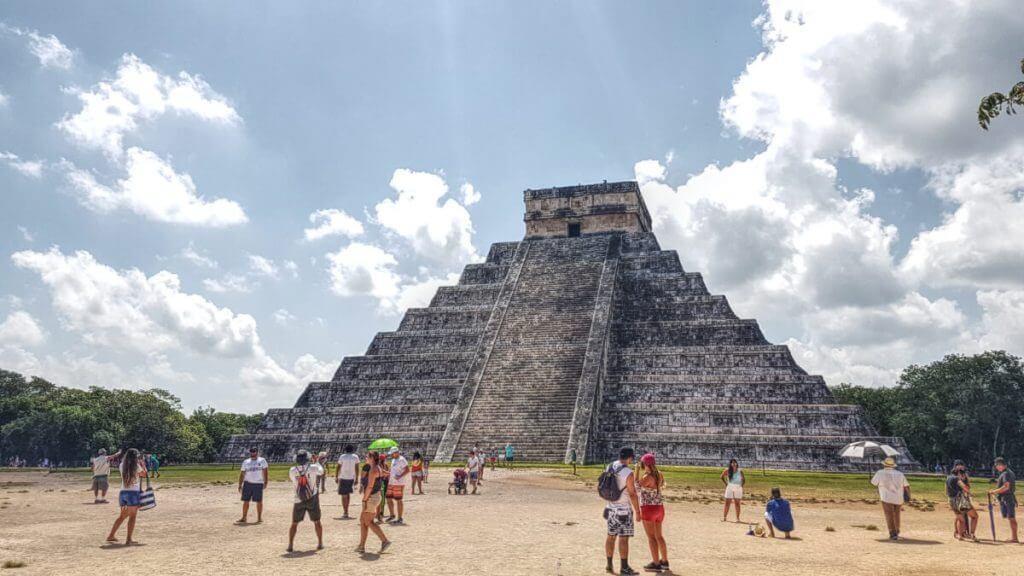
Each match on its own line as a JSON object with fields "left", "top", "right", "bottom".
{"left": 139, "top": 472, "right": 156, "bottom": 511}
{"left": 954, "top": 492, "right": 973, "bottom": 512}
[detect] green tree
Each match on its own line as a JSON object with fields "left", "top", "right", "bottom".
{"left": 831, "top": 383, "right": 901, "bottom": 437}
{"left": 978, "top": 58, "right": 1024, "bottom": 129}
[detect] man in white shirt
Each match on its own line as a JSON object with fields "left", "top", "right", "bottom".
{"left": 604, "top": 447, "right": 641, "bottom": 575}
{"left": 335, "top": 444, "right": 361, "bottom": 519}
{"left": 237, "top": 447, "right": 269, "bottom": 524}
{"left": 870, "top": 457, "right": 910, "bottom": 540}
{"left": 467, "top": 449, "right": 483, "bottom": 494}
{"left": 386, "top": 447, "right": 410, "bottom": 524}
{"left": 90, "top": 448, "right": 121, "bottom": 504}
{"left": 287, "top": 450, "right": 324, "bottom": 553}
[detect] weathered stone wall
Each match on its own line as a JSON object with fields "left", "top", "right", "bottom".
{"left": 523, "top": 181, "right": 653, "bottom": 239}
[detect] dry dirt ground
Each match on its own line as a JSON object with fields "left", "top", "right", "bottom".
{"left": 1, "top": 468, "right": 1021, "bottom": 575}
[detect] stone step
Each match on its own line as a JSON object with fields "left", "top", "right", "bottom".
{"left": 430, "top": 284, "right": 503, "bottom": 307}
{"left": 398, "top": 306, "right": 493, "bottom": 332}
{"left": 459, "top": 263, "right": 509, "bottom": 285}
{"left": 612, "top": 319, "right": 768, "bottom": 348}
{"left": 366, "top": 331, "right": 484, "bottom": 355}
{"left": 485, "top": 242, "right": 520, "bottom": 265}
{"left": 332, "top": 353, "right": 476, "bottom": 382}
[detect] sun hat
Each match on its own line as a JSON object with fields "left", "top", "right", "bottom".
{"left": 640, "top": 453, "right": 656, "bottom": 467}
{"left": 883, "top": 457, "right": 896, "bottom": 468}
{"left": 98, "top": 448, "right": 107, "bottom": 455}
{"left": 388, "top": 447, "right": 400, "bottom": 455}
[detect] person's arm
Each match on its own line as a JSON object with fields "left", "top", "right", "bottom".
{"left": 741, "top": 471, "right": 746, "bottom": 487}
{"left": 625, "top": 472, "right": 640, "bottom": 515}
{"left": 108, "top": 450, "right": 123, "bottom": 462}
{"left": 262, "top": 462, "right": 269, "bottom": 485}
{"left": 721, "top": 469, "right": 728, "bottom": 485}
{"left": 238, "top": 468, "right": 245, "bottom": 492}
{"left": 362, "top": 468, "right": 376, "bottom": 503}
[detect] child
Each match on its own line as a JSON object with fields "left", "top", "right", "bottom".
{"left": 764, "top": 487, "right": 794, "bottom": 538}
{"left": 449, "top": 468, "right": 468, "bottom": 494}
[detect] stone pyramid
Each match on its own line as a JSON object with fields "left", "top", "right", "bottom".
{"left": 224, "top": 181, "right": 917, "bottom": 470}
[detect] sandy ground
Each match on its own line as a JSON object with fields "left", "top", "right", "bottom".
{"left": 0, "top": 468, "right": 1020, "bottom": 575}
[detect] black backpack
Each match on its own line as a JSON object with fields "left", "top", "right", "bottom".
{"left": 598, "top": 463, "right": 625, "bottom": 501}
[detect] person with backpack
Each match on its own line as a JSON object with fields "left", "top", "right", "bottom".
{"left": 599, "top": 447, "right": 641, "bottom": 575}
{"left": 287, "top": 449, "right": 324, "bottom": 553}
{"left": 357, "top": 451, "right": 391, "bottom": 554}
{"left": 636, "top": 453, "right": 668, "bottom": 572}
{"left": 946, "top": 460, "right": 978, "bottom": 540}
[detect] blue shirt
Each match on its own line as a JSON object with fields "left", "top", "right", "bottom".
{"left": 765, "top": 498, "right": 794, "bottom": 532}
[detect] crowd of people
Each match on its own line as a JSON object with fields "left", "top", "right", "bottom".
{"left": 77, "top": 442, "right": 1019, "bottom": 571}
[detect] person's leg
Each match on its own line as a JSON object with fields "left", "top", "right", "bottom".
{"left": 342, "top": 493, "right": 350, "bottom": 517}
{"left": 125, "top": 508, "right": 138, "bottom": 543}
{"left": 1009, "top": 517, "right": 1019, "bottom": 542}
{"left": 359, "top": 514, "right": 369, "bottom": 550}
{"left": 287, "top": 522, "right": 298, "bottom": 552}
{"left": 397, "top": 497, "right": 403, "bottom": 521}
{"left": 642, "top": 520, "right": 658, "bottom": 564}
{"left": 107, "top": 508, "right": 128, "bottom": 541}
{"left": 256, "top": 500, "right": 263, "bottom": 522}
{"left": 735, "top": 499, "right": 742, "bottom": 522}
{"left": 313, "top": 520, "right": 323, "bottom": 549}
{"left": 881, "top": 503, "right": 896, "bottom": 538}
{"left": 766, "top": 520, "right": 776, "bottom": 538}
{"left": 605, "top": 534, "right": 616, "bottom": 572}
{"left": 784, "top": 530, "right": 791, "bottom": 539}
{"left": 655, "top": 522, "right": 667, "bottom": 565}
{"left": 618, "top": 535, "right": 632, "bottom": 573}
{"left": 386, "top": 496, "right": 395, "bottom": 518}
{"left": 723, "top": 499, "right": 731, "bottom": 521}
{"left": 968, "top": 509, "right": 978, "bottom": 538}
{"left": 240, "top": 500, "right": 250, "bottom": 522}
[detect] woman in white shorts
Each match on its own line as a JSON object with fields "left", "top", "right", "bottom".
{"left": 720, "top": 458, "right": 745, "bottom": 522}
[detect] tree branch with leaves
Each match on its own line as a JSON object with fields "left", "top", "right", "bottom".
{"left": 978, "top": 58, "right": 1024, "bottom": 130}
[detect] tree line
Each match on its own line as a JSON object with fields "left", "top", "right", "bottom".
{"left": 0, "top": 369, "right": 262, "bottom": 466}
{"left": 832, "top": 351, "right": 1024, "bottom": 473}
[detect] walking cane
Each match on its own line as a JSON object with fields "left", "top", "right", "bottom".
{"left": 987, "top": 493, "right": 997, "bottom": 541}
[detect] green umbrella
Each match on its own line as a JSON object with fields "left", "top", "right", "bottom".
{"left": 368, "top": 438, "right": 398, "bottom": 451}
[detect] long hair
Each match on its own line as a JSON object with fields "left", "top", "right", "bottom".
{"left": 122, "top": 448, "right": 139, "bottom": 486}
{"left": 640, "top": 460, "right": 664, "bottom": 493}
{"left": 727, "top": 459, "right": 739, "bottom": 481}
{"left": 367, "top": 450, "right": 381, "bottom": 468}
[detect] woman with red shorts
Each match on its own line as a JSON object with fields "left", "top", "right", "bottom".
{"left": 636, "top": 453, "right": 668, "bottom": 572}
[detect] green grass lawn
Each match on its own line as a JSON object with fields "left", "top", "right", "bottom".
{"left": 2, "top": 462, "right": 952, "bottom": 505}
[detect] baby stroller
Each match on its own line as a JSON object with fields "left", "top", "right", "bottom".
{"left": 448, "top": 468, "right": 468, "bottom": 495}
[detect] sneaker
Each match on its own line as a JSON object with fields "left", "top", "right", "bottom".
{"left": 390, "top": 518, "right": 404, "bottom": 525}
{"left": 621, "top": 567, "right": 640, "bottom": 576}
{"left": 380, "top": 540, "right": 392, "bottom": 554}
{"left": 643, "top": 561, "right": 663, "bottom": 572}
{"left": 659, "top": 561, "right": 670, "bottom": 571}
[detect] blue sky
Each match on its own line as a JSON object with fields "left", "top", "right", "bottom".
{"left": 2, "top": 1, "right": 1023, "bottom": 413}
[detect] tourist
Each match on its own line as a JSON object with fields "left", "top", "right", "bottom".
{"left": 603, "top": 447, "right": 640, "bottom": 576}
{"left": 477, "top": 447, "right": 486, "bottom": 483}
{"left": 870, "top": 457, "right": 910, "bottom": 541}
{"left": 720, "top": 459, "right": 744, "bottom": 522}
{"left": 335, "top": 444, "right": 361, "bottom": 519}
{"left": 287, "top": 449, "right": 324, "bottom": 552}
{"left": 467, "top": 449, "right": 483, "bottom": 494}
{"left": 570, "top": 448, "right": 578, "bottom": 476}
{"left": 386, "top": 447, "right": 409, "bottom": 524}
{"left": 106, "top": 448, "right": 146, "bottom": 545}
{"left": 764, "top": 487, "right": 795, "bottom": 539}
{"left": 410, "top": 451, "right": 425, "bottom": 495}
{"left": 988, "top": 457, "right": 1018, "bottom": 542}
{"left": 148, "top": 452, "right": 160, "bottom": 478}
{"left": 90, "top": 448, "right": 121, "bottom": 504}
{"left": 318, "top": 451, "right": 330, "bottom": 492}
{"left": 946, "top": 460, "right": 978, "bottom": 540}
{"left": 505, "top": 443, "right": 515, "bottom": 469}
{"left": 237, "top": 446, "right": 268, "bottom": 524}
{"left": 636, "top": 453, "right": 668, "bottom": 572}
{"left": 376, "top": 452, "right": 390, "bottom": 523}
{"left": 357, "top": 451, "right": 391, "bottom": 554}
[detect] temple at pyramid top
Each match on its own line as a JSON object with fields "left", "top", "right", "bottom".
{"left": 225, "top": 180, "right": 919, "bottom": 471}
{"left": 524, "top": 180, "right": 653, "bottom": 238}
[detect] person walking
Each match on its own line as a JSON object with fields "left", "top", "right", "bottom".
{"left": 871, "top": 457, "right": 910, "bottom": 541}
{"left": 287, "top": 450, "right": 324, "bottom": 553}
{"left": 410, "top": 452, "right": 425, "bottom": 495}
{"left": 106, "top": 448, "right": 145, "bottom": 545}
{"left": 946, "top": 460, "right": 978, "bottom": 540}
{"left": 603, "top": 447, "right": 641, "bottom": 575}
{"left": 316, "top": 451, "right": 329, "bottom": 493}
{"left": 467, "top": 449, "right": 483, "bottom": 494}
{"left": 148, "top": 452, "right": 160, "bottom": 478}
{"left": 90, "top": 448, "right": 121, "bottom": 504}
{"left": 357, "top": 451, "right": 391, "bottom": 554}
{"left": 636, "top": 453, "right": 668, "bottom": 572}
{"left": 764, "top": 487, "right": 795, "bottom": 539}
{"left": 386, "top": 447, "right": 409, "bottom": 524}
{"left": 335, "top": 444, "right": 361, "bottom": 519}
{"left": 570, "top": 448, "right": 578, "bottom": 476}
{"left": 720, "top": 459, "right": 744, "bottom": 522}
{"left": 505, "top": 443, "right": 515, "bottom": 469}
{"left": 237, "top": 447, "right": 268, "bottom": 524}
{"left": 988, "top": 457, "right": 1018, "bottom": 542}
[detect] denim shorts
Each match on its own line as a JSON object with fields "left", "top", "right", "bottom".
{"left": 119, "top": 490, "right": 141, "bottom": 507}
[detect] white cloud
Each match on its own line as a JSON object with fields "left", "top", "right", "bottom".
{"left": 0, "top": 151, "right": 44, "bottom": 178}
{"left": 0, "top": 91, "right": 8, "bottom": 107}
{"left": 10, "top": 247, "right": 316, "bottom": 394}
{"left": 247, "top": 254, "right": 278, "bottom": 278}
{"left": 283, "top": 260, "right": 299, "bottom": 279}
{"left": 326, "top": 242, "right": 401, "bottom": 302}
{"left": 179, "top": 242, "right": 218, "bottom": 269}
{"left": 303, "top": 208, "right": 364, "bottom": 241}
{"left": 0, "top": 311, "right": 46, "bottom": 347}
{"left": 58, "top": 53, "right": 240, "bottom": 157}
{"left": 273, "top": 308, "right": 296, "bottom": 326}
{"left": 977, "top": 290, "right": 1024, "bottom": 355}
{"left": 17, "top": 226, "right": 34, "bottom": 242}
{"left": 63, "top": 147, "right": 248, "bottom": 226}
{"left": 375, "top": 169, "right": 479, "bottom": 266}
{"left": 0, "top": 24, "right": 74, "bottom": 70}
{"left": 384, "top": 272, "right": 461, "bottom": 314}
{"left": 459, "top": 182, "right": 481, "bottom": 206}
{"left": 202, "top": 273, "right": 253, "bottom": 294}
